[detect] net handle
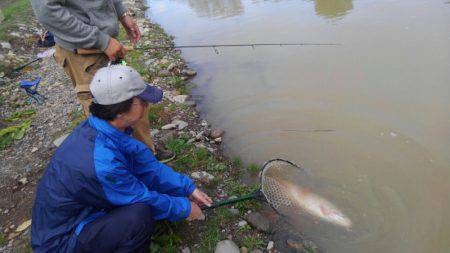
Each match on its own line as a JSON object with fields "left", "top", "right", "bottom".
{"left": 200, "top": 190, "right": 262, "bottom": 210}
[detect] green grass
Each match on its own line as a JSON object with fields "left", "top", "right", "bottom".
{"left": 147, "top": 103, "right": 166, "bottom": 129}
{"left": 241, "top": 235, "right": 264, "bottom": 251}
{"left": 0, "top": 0, "right": 32, "bottom": 41}
{"left": 194, "top": 213, "right": 225, "bottom": 253}
{"left": 303, "top": 241, "right": 318, "bottom": 253}
{"left": 68, "top": 109, "right": 86, "bottom": 130}
{"left": 232, "top": 156, "right": 242, "bottom": 167}
{"left": 225, "top": 181, "right": 261, "bottom": 213}
{"left": 126, "top": 50, "right": 147, "bottom": 75}
{"left": 247, "top": 163, "right": 260, "bottom": 174}
{"left": 0, "top": 233, "right": 6, "bottom": 246}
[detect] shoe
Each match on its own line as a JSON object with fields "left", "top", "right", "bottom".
{"left": 155, "top": 147, "right": 175, "bottom": 162}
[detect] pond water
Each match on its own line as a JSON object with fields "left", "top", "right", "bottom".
{"left": 148, "top": 0, "right": 450, "bottom": 252}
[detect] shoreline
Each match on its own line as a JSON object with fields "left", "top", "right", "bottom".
{"left": 0, "top": 0, "right": 315, "bottom": 252}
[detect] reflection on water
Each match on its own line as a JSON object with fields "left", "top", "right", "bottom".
{"left": 315, "top": 0, "right": 353, "bottom": 20}
{"left": 187, "top": 0, "right": 244, "bottom": 18}
{"left": 182, "top": 0, "right": 354, "bottom": 19}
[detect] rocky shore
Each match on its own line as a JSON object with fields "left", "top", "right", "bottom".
{"left": 0, "top": 0, "right": 315, "bottom": 252}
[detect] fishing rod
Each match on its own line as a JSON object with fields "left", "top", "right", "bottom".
{"left": 76, "top": 42, "right": 340, "bottom": 55}
{"left": 142, "top": 42, "right": 340, "bottom": 49}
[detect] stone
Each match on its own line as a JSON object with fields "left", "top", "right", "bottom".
{"left": 159, "top": 69, "right": 171, "bottom": 77}
{"left": 181, "top": 247, "right": 191, "bottom": 253}
{"left": 214, "top": 137, "right": 222, "bottom": 144}
{"left": 286, "top": 238, "right": 303, "bottom": 251}
{"left": 214, "top": 240, "right": 240, "bottom": 253}
{"left": 173, "top": 95, "right": 188, "bottom": 104}
{"left": 53, "top": 133, "right": 69, "bottom": 147}
{"left": 210, "top": 128, "right": 225, "bottom": 139}
{"left": 195, "top": 131, "right": 204, "bottom": 140}
{"left": 191, "top": 171, "right": 214, "bottom": 183}
{"left": 171, "top": 119, "right": 188, "bottom": 130}
{"left": 245, "top": 212, "right": 271, "bottom": 232}
{"left": 240, "top": 246, "right": 248, "bottom": 253}
{"left": 267, "top": 241, "right": 274, "bottom": 251}
{"left": 18, "top": 177, "right": 28, "bottom": 186}
{"left": 8, "top": 232, "right": 19, "bottom": 240}
{"left": 9, "top": 32, "right": 20, "bottom": 37}
{"left": 238, "top": 220, "right": 247, "bottom": 227}
{"left": 161, "top": 123, "right": 177, "bottom": 130}
{"left": 182, "top": 68, "right": 197, "bottom": 76}
{"left": 160, "top": 59, "right": 170, "bottom": 65}
{"left": 201, "top": 120, "right": 209, "bottom": 127}
{"left": 15, "top": 220, "right": 31, "bottom": 232}
{"left": 31, "top": 147, "right": 38, "bottom": 153}
{"left": 150, "top": 129, "right": 159, "bottom": 137}
{"left": 167, "top": 63, "right": 177, "bottom": 71}
{"left": 0, "top": 41, "right": 12, "bottom": 50}
{"left": 229, "top": 208, "right": 239, "bottom": 215}
{"left": 184, "top": 100, "right": 196, "bottom": 107}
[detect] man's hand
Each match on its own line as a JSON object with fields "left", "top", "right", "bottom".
{"left": 189, "top": 188, "right": 213, "bottom": 207}
{"left": 187, "top": 202, "right": 204, "bottom": 221}
{"left": 104, "top": 38, "right": 126, "bottom": 61}
{"left": 120, "top": 15, "right": 141, "bottom": 43}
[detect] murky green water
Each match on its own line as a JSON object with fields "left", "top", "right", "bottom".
{"left": 148, "top": 0, "right": 450, "bottom": 252}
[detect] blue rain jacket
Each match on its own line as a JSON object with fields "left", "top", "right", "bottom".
{"left": 31, "top": 116, "right": 195, "bottom": 252}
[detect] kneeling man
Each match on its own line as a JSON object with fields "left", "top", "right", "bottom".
{"left": 31, "top": 65, "right": 212, "bottom": 252}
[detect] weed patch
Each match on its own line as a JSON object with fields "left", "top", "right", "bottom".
{"left": 241, "top": 235, "right": 264, "bottom": 251}
{"left": 0, "top": 0, "right": 32, "bottom": 41}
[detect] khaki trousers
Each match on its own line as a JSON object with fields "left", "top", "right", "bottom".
{"left": 54, "top": 45, "right": 155, "bottom": 153}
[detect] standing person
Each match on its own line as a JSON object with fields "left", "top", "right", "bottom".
{"left": 31, "top": 0, "right": 171, "bottom": 158}
{"left": 31, "top": 65, "right": 213, "bottom": 252}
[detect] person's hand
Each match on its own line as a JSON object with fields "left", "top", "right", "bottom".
{"left": 104, "top": 38, "right": 126, "bottom": 61}
{"left": 189, "top": 188, "right": 213, "bottom": 207}
{"left": 120, "top": 15, "right": 141, "bottom": 43}
{"left": 187, "top": 202, "right": 204, "bottom": 221}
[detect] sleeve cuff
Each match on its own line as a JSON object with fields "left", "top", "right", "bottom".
{"left": 95, "top": 32, "right": 110, "bottom": 51}
{"left": 114, "top": 2, "right": 128, "bottom": 18}
{"left": 186, "top": 179, "right": 196, "bottom": 196}
{"left": 170, "top": 197, "right": 191, "bottom": 221}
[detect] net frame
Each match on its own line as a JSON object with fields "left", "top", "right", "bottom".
{"left": 260, "top": 158, "right": 305, "bottom": 213}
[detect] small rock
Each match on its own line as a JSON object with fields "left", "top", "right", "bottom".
{"left": 15, "top": 220, "right": 31, "bottom": 232}
{"left": 181, "top": 247, "right": 191, "bottom": 253}
{"left": 150, "top": 129, "right": 159, "bottom": 137}
{"left": 4, "top": 209, "right": 9, "bottom": 214}
{"left": 214, "top": 240, "right": 240, "bottom": 253}
{"left": 8, "top": 232, "right": 19, "bottom": 240}
{"left": 286, "top": 238, "right": 304, "bottom": 251}
{"left": 159, "top": 69, "right": 170, "bottom": 77}
{"left": 240, "top": 246, "right": 248, "bottom": 253}
{"left": 167, "top": 63, "right": 177, "bottom": 71}
{"left": 238, "top": 220, "right": 247, "bottom": 227}
{"left": 267, "top": 241, "right": 274, "bottom": 251}
{"left": 9, "top": 32, "right": 20, "bottom": 37}
{"left": 191, "top": 171, "right": 214, "bottom": 183}
{"left": 31, "top": 147, "right": 38, "bottom": 153}
{"left": 214, "top": 137, "right": 222, "bottom": 144}
{"left": 18, "top": 177, "right": 28, "bottom": 186}
{"left": 159, "top": 130, "right": 178, "bottom": 143}
{"left": 195, "top": 131, "right": 204, "bottom": 140}
{"left": 53, "top": 133, "right": 69, "bottom": 147}
{"left": 0, "top": 41, "right": 12, "bottom": 50}
{"left": 210, "top": 128, "right": 225, "bottom": 139}
{"left": 187, "top": 138, "right": 196, "bottom": 144}
{"left": 228, "top": 208, "right": 239, "bottom": 215}
{"left": 160, "top": 59, "right": 170, "bottom": 65}
{"left": 184, "top": 100, "right": 196, "bottom": 107}
{"left": 252, "top": 250, "right": 263, "bottom": 253}
{"left": 182, "top": 68, "right": 197, "bottom": 76}
{"left": 245, "top": 212, "right": 271, "bottom": 232}
{"left": 173, "top": 95, "right": 188, "bottom": 104}
{"left": 171, "top": 119, "right": 188, "bottom": 130}
{"left": 161, "top": 123, "right": 177, "bottom": 130}
{"left": 201, "top": 120, "right": 209, "bottom": 127}
{"left": 9, "top": 225, "right": 15, "bottom": 230}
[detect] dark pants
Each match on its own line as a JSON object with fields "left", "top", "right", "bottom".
{"left": 74, "top": 204, "right": 154, "bottom": 253}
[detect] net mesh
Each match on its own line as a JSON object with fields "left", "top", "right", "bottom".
{"left": 261, "top": 159, "right": 300, "bottom": 210}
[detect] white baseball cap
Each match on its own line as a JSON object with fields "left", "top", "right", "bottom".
{"left": 90, "top": 65, "right": 163, "bottom": 105}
